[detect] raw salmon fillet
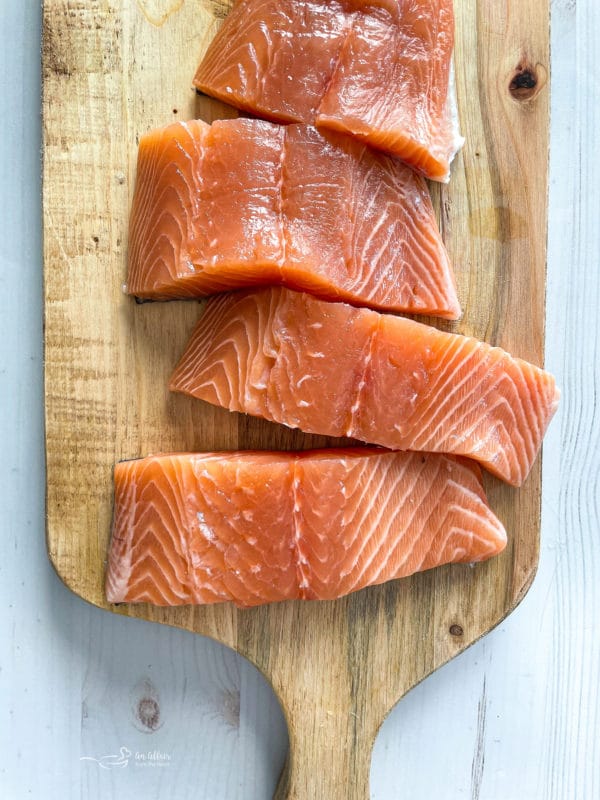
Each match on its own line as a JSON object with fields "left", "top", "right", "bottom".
{"left": 170, "top": 288, "right": 560, "bottom": 486}
{"left": 127, "top": 118, "right": 460, "bottom": 318}
{"left": 105, "top": 449, "right": 507, "bottom": 608}
{"left": 194, "top": 0, "right": 463, "bottom": 181}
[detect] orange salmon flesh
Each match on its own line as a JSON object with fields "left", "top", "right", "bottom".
{"left": 170, "top": 288, "right": 559, "bottom": 487}
{"left": 127, "top": 119, "right": 460, "bottom": 318}
{"left": 194, "top": 0, "right": 463, "bottom": 181}
{"left": 106, "top": 450, "right": 507, "bottom": 608}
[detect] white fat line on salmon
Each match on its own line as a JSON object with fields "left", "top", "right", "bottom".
{"left": 345, "top": 319, "right": 379, "bottom": 438}
{"left": 277, "top": 127, "right": 287, "bottom": 270}
{"left": 196, "top": 511, "right": 215, "bottom": 542}
{"left": 291, "top": 462, "right": 310, "bottom": 592}
{"left": 296, "top": 374, "right": 311, "bottom": 387}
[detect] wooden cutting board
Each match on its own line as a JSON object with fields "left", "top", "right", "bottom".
{"left": 42, "top": 1, "right": 549, "bottom": 797}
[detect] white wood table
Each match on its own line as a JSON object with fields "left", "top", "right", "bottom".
{"left": 1, "top": 2, "right": 597, "bottom": 798}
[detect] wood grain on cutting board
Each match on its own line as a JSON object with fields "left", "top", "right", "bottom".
{"left": 42, "top": 1, "right": 549, "bottom": 798}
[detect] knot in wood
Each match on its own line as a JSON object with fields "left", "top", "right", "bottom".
{"left": 137, "top": 697, "right": 161, "bottom": 730}
{"left": 509, "top": 61, "right": 539, "bottom": 100}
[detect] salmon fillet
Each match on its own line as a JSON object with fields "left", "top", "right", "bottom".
{"left": 194, "top": 0, "right": 463, "bottom": 181}
{"left": 170, "top": 288, "right": 560, "bottom": 486}
{"left": 105, "top": 450, "right": 507, "bottom": 608}
{"left": 127, "top": 118, "right": 460, "bottom": 318}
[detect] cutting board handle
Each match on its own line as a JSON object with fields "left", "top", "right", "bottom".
{"left": 271, "top": 675, "right": 384, "bottom": 799}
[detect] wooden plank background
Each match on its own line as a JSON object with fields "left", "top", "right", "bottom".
{"left": 41, "top": 0, "right": 551, "bottom": 797}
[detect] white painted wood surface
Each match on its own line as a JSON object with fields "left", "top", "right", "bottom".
{"left": 0, "top": 1, "right": 597, "bottom": 798}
